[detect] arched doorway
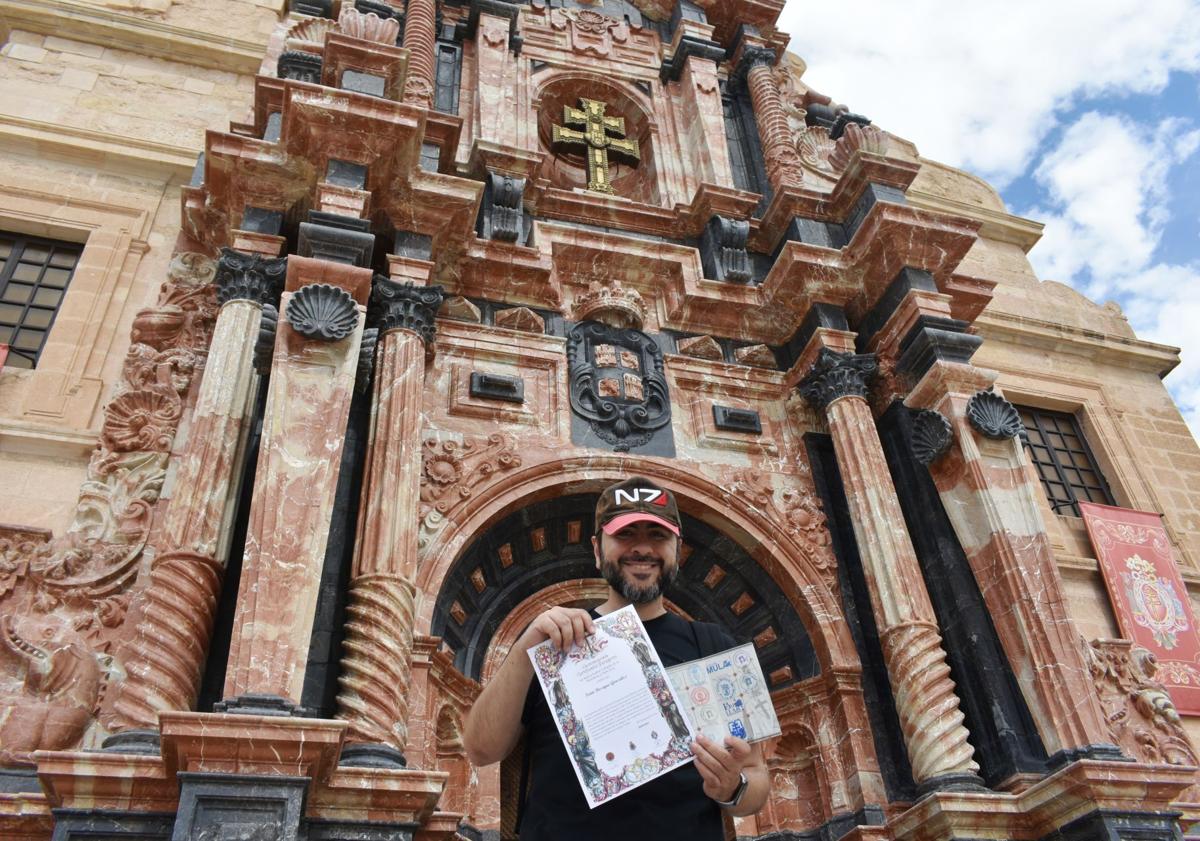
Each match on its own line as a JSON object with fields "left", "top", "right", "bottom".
{"left": 431, "top": 492, "right": 818, "bottom": 688}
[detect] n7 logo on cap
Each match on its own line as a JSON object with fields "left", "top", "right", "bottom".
{"left": 614, "top": 488, "right": 667, "bottom": 506}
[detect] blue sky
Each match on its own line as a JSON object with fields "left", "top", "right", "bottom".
{"left": 779, "top": 0, "right": 1200, "bottom": 439}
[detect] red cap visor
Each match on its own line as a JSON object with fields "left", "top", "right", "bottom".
{"left": 600, "top": 512, "right": 681, "bottom": 536}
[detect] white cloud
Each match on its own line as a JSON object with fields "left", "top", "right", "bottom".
{"left": 1022, "top": 113, "right": 1200, "bottom": 296}
{"left": 1020, "top": 113, "right": 1200, "bottom": 436}
{"left": 781, "top": 1, "right": 1200, "bottom": 184}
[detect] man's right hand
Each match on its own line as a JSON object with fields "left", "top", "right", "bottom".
{"left": 520, "top": 606, "right": 596, "bottom": 651}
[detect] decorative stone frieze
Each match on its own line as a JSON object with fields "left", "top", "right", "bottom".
{"left": 371, "top": 276, "right": 445, "bottom": 342}
{"left": 910, "top": 408, "right": 953, "bottom": 465}
{"left": 966, "top": 388, "right": 1024, "bottom": 440}
{"left": 798, "top": 348, "right": 878, "bottom": 412}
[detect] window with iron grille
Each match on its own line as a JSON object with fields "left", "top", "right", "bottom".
{"left": 0, "top": 233, "right": 83, "bottom": 369}
{"left": 1017, "top": 405, "right": 1114, "bottom": 517}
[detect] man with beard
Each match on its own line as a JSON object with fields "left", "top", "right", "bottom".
{"left": 463, "top": 477, "right": 767, "bottom": 841}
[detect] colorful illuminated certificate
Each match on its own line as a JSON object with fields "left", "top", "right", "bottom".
{"left": 666, "top": 643, "right": 781, "bottom": 744}
{"left": 526, "top": 605, "right": 696, "bottom": 808}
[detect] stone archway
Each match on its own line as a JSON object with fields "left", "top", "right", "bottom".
{"left": 431, "top": 492, "right": 819, "bottom": 689}
{"left": 415, "top": 455, "right": 860, "bottom": 674}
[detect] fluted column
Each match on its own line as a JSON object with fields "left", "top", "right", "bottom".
{"left": 402, "top": 0, "right": 436, "bottom": 107}
{"left": 221, "top": 257, "right": 372, "bottom": 708}
{"left": 740, "top": 46, "right": 803, "bottom": 190}
{"left": 799, "top": 348, "right": 980, "bottom": 788}
{"left": 104, "top": 249, "right": 285, "bottom": 743}
{"left": 336, "top": 275, "right": 443, "bottom": 768}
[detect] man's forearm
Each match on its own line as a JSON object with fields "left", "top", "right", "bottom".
{"left": 462, "top": 641, "right": 536, "bottom": 766}
{"left": 725, "top": 764, "right": 769, "bottom": 817}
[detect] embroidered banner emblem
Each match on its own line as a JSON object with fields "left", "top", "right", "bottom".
{"left": 1080, "top": 501, "right": 1200, "bottom": 714}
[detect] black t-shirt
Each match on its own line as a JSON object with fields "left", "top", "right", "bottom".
{"left": 518, "top": 611, "right": 737, "bottom": 841}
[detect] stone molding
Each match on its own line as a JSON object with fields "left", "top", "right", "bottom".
{"left": 0, "top": 0, "right": 266, "bottom": 74}
{"left": 798, "top": 348, "right": 878, "bottom": 412}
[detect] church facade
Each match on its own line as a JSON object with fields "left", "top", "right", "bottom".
{"left": 1, "top": 0, "right": 1200, "bottom": 839}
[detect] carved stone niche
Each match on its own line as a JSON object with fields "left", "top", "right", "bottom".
{"left": 567, "top": 320, "right": 674, "bottom": 456}
{"left": 535, "top": 74, "right": 659, "bottom": 204}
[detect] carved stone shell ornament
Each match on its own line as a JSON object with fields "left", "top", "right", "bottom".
{"left": 966, "top": 388, "right": 1025, "bottom": 440}
{"left": 910, "top": 409, "right": 954, "bottom": 465}
{"left": 286, "top": 283, "right": 359, "bottom": 341}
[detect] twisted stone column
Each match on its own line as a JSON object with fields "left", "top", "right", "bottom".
{"left": 105, "top": 250, "right": 285, "bottom": 741}
{"left": 222, "top": 258, "right": 372, "bottom": 707}
{"left": 799, "top": 348, "right": 980, "bottom": 788}
{"left": 741, "top": 47, "right": 803, "bottom": 190}
{"left": 336, "top": 277, "right": 443, "bottom": 767}
{"left": 402, "top": 0, "right": 436, "bottom": 107}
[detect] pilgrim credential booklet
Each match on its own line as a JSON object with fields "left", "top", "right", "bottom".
{"left": 665, "top": 643, "right": 782, "bottom": 745}
{"left": 526, "top": 605, "right": 696, "bottom": 808}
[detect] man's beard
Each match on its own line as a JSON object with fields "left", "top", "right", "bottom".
{"left": 601, "top": 553, "right": 677, "bottom": 604}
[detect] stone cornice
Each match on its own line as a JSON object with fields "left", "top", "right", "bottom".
{"left": 977, "top": 309, "right": 1180, "bottom": 376}
{"left": 907, "top": 188, "right": 1044, "bottom": 253}
{"left": 0, "top": 114, "right": 196, "bottom": 180}
{"left": 0, "top": 0, "right": 267, "bottom": 74}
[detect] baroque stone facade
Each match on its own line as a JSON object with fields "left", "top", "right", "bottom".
{"left": 1, "top": 0, "right": 1199, "bottom": 840}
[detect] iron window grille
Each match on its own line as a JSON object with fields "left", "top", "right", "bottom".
{"left": 0, "top": 233, "right": 83, "bottom": 369}
{"left": 1017, "top": 405, "right": 1115, "bottom": 517}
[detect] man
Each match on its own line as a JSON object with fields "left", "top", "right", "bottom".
{"left": 463, "top": 477, "right": 768, "bottom": 841}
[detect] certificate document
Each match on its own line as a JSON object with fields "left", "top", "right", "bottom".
{"left": 526, "top": 605, "right": 696, "bottom": 808}
{"left": 667, "top": 643, "right": 781, "bottom": 744}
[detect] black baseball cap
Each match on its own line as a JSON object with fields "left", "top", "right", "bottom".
{"left": 594, "top": 477, "right": 681, "bottom": 536}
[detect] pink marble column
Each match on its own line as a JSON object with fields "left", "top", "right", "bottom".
{"left": 402, "top": 0, "right": 436, "bottom": 107}
{"left": 739, "top": 46, "right": 803, "bottom": 191}
{"left": 336, "top": 271, "right": 443, "bottom": 767}
{"left": 907, "top": 363, "right": 1123, "bottom": 764}
{"left": 221, "top": 257, "right": 372, "bottom": 708}
{"left": 799, "top": 348, "right": 981, "bottom": 788}
{"left": 105, "top": 249, "right": 285, "bottom": 740}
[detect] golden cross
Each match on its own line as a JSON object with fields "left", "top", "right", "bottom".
{"left": 551, "top": 98, "right": 640, "bottom": 194}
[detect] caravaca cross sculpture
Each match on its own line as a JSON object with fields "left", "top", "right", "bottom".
{"left": 552, "top": 97, "right": 640, "bottom": 194}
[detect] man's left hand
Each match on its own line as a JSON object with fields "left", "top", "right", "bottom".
{"left": 692, "top": 735, "right": 751, "bottom": 803}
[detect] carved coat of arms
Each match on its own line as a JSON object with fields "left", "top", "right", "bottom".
{"left": 567, "top": 321, "right": 670, "bottom": 452}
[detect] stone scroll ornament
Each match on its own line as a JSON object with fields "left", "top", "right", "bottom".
{"left": 0, "top": 253, "right": 219, "bottom": 763}
{"left": 567, "top": 320, "right": 671, "bottom": 452}
{"left": 966, "top": 387, "right": 1025, "bottom": 440}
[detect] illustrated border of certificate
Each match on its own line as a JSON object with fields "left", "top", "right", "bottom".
{"left": 527, "top": 605, "right": 696, "bottom": 808}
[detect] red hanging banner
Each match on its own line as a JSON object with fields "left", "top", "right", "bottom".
{"left": 1079, "top": 501, "right": 1200, "bottom": 715}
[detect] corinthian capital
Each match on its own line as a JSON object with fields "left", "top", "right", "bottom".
{"left": 215, "top": 248, "right": 287, "bottom": 307}
{"left": 371, "top": 276, "right": 445, "bottom": 343}
{"left": 798, "top": 348, "right": 878, "bottom": 412}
